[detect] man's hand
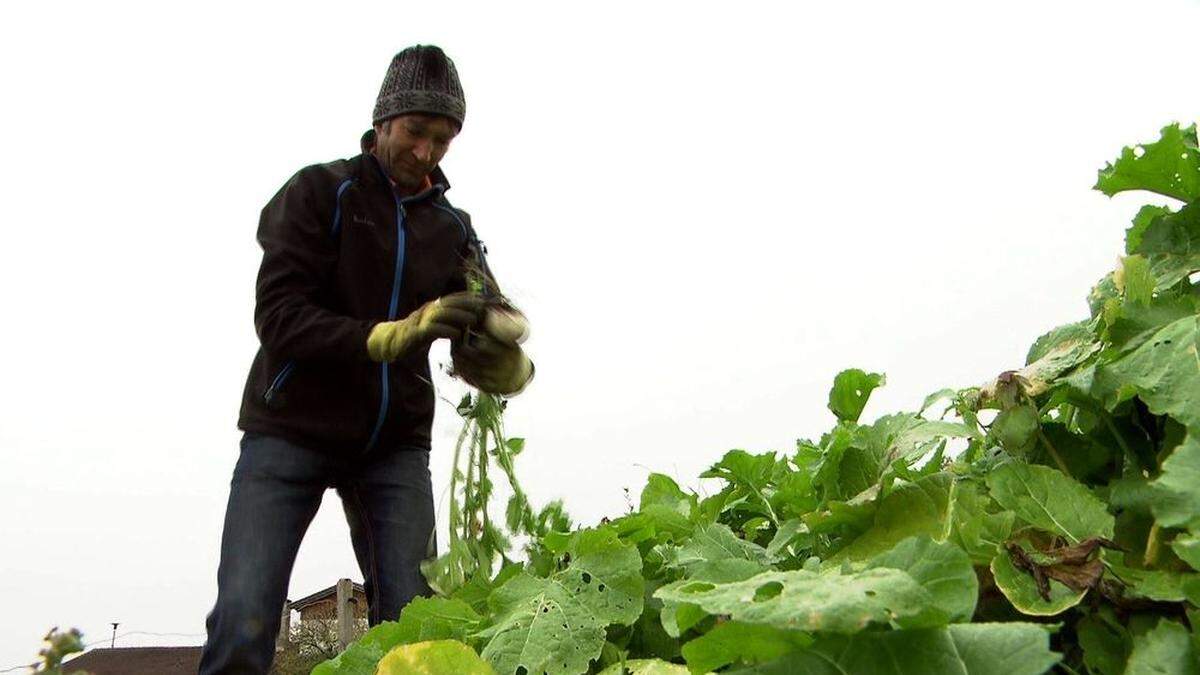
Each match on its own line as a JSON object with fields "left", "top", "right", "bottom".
{"left": 367, "top": 292, "right": 485, "bottom": 362}
{"left": 451, "top": 333, "right": 534, "bottom": 395}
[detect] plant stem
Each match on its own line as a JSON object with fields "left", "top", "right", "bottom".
{"left": 1101, "top": 411, "right": 1140, "bottom": 471}
{"left": 1144, "top": 523, "right": 1162, "bottom": 567}
{"left": 464, "top": 424, "right": 479, "bottom": 542}
{"left": 1037, "top": 429, "right": 1072, "bottom": 475}
{"left": 447, "top": 422, "right": 471, "bottom": 547}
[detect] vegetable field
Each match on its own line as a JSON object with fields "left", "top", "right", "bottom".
{"left": 314, "top": 124, "right": 1200, "bottom": 675}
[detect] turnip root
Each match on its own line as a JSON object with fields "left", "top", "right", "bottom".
{"left": 482, "top": 304, "right": 529, "bottom": 345}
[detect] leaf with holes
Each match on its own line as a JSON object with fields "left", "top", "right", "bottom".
{"left": 828, "top": 368, "right": 885, "bottom": 423}
{"left": 1093, "top": 315, "right": 1200, "bottom": 434}
{"left": 477, "top": 528, "right": 643, "bottom": 675}
{"left": 1095, "top": 122, "right": 1200, "bottom": 202}
{"left": 655, "top": 566, "right": 945, "bottom": 634}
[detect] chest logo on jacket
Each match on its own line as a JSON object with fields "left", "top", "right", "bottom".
{"left": 352, "top": 214, "right": 377, "bottom": 228}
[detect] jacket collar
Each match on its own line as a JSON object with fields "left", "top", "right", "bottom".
{"left": 358, "top": 128, "right": 452, "bottom": 200}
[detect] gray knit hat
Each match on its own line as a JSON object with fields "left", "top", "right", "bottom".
{"left": 373, "top": 45, "right": 466, "bottom": 128}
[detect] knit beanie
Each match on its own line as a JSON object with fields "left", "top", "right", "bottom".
{"left": 373, "top": 45, "right": 466, "bottom": 129}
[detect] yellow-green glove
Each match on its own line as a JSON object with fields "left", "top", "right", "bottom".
{"left": 451, "top": 333, "right": 534, "bottom": 395}
{"left": 367, "top": 292, "right": 485, "bottom": 362}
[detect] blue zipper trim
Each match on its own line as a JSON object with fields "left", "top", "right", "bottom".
{"left": 330, "top": 179, "right": 355, "bottom": 237}
{"left": 263, "top": 360, "right": 296, "bottom": 404}
{"left": 360, "top": 176, "right": 447, "bottom": 452}
{"left": 364, "top": 195, "right": 410, "bottom": 452}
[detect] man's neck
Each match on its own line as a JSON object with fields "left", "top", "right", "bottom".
{"left": 369, "top": 148, "right": 432, "bottom": 196}
{"left": 394, "top": 174, "right": 433, "bottom": 196}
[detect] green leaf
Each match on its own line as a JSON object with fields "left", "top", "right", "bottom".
{"left": 661, "top": 523, "right": 777, "bottom": 575}
{"left": 1031, "top": 423, "right": 1118, "bottom": 484}
{"left": 985, "top": 462, "right": 1114, "bottom": 543}
{"left": 1090, "top": 272, "right": 1121, "bottom": 319}
{"left": 1076, "top": 611, "right": 1131, "bottom": 675}
{"left": 1108, "top": 561, "right": 1200, "bottom": 603}
{"left": 831, "top": 473, "right": 954, "bottom": 562}
{"left": 312, "top": 598, "right": 483, "bottom": 675}
{"left": 312, "top": 622, "right": 408, "bottom": 675}
{"left": 680, "top": 622, "right": 811, "bottom": 673}
{"left": 948, "top": 480, "right": 1016, "bottom": 565}
{"left": 919, "top": 388, "right": 959, "bottom": 417}
{"left": 478, "top": 529, "right": 643, "bottom": 675}
{"left": 1125, "top": 619, "right": 1200, "bottom": 675}
{"left": 1127, "top": 202, "right": 1200, "bottom": 290}
{"left": 1106, "top": 294, "right": 1200, "bottom": 355}
{"left": 766, "top": 519, "right": 807, "bottom": 559}
{"left": 659, "top": 557, "right": 765, "bottom": 639}
{"left": 655, "top": 566, "right": 944, "bottom": 634}
{"left": 1095, "top": 122, "right": 1200, "bottom": 202}
{"left": 1094, "top": 315, "right": 1200, "bottom": 434}
{"left": 804, "top": 424, "right": 855, "bottom": 498}
{"left": 701, "top": 450, "right": 784, "bottom": 490}
{"left": 990, "top": 550, "right": 1087, "bottom": 616}
{"left": 1172, "top": 533, "right": 1200, "bottom": 571}
{"left": 1026, "top": 320, "right": 1097, "bottom": 365}
{"left": 1121, "top": 254, "right": 1156, "bottom": 306}
{"left": 375, "top": 640, "right": 495, "bottom": 675}
{"left": 832, "top": 417, "right": 972, "bottom": 501}
{"left": 943, "top": 623, "right": 1061, "bottom": 675}
{"left": 865, "top": 536, "right": 979, "bottom": 623}
{"left": 1150, "top": 434, "right": 1200, "bottom": 530}
{"left": 393, "top": 597, "right": 483, "bottom": 644}
{"left": 725, "top": 623, "right": 1058, "bottom": 675}
{"left": 769, "top": 470, "right": 818, "bottom": 520}
{"left": 1127, "top": 204, "right": 1174, "bottom": 254}
{"left": 1016, "top": 324, "right": 1104, "bottom": 397}
{"left": 828, "top": 369, "right": 885, "bottom": 423}
{"left": 640, "top": 473, "right": 696, "bottom": 517}
{"left": 596, "top": 659, "right": 694, "bottom": 675}
{"left": 992, "top": 405, "right": 1041, "bottom": 454}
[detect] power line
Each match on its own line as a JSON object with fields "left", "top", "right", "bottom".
{"left": 82, "top": 630, "right": 206, "bottom": 648}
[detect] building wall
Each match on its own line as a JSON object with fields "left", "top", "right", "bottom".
{"left": 296, "top": 589, "right": 369, "bottom": 622}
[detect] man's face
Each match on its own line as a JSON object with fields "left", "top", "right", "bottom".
{"left": 373, "top": 113, "right": 460, "bottom": 190}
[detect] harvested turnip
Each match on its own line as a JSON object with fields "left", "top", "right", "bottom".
{"left": 483, "top": 304, "right": 530, "bottom": 345}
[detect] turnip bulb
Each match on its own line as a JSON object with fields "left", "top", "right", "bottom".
{"left": 482, "top": 304, "right": 530, "bottom": 345}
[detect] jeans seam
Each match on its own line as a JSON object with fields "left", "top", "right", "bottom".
{"left": 349, "top": 485, "right": 382, "bottom": 623}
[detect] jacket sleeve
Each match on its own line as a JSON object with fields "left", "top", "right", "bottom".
{"left": 253, "top": 169, "right": 375, "bottom": 362}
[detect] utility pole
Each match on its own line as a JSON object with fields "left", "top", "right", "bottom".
{"left": 110, "top": 623, "right": 119, "bottom": 648}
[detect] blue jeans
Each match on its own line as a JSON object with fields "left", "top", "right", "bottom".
{"left": 198, "top": 432, "right": 435, "bottom": 675}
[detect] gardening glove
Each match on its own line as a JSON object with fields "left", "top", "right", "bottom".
{"left": 367, "top": 292, "right": 486, "bottom": 362}
{"left": 451, "top": 332, "right": 534, "bottom": 395}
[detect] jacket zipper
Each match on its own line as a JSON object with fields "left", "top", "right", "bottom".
{"left": 364, "top": 195, "right": 409, "bottom": 452}
{"left": 263, "top": 360, "right": 296, "bottom": 405}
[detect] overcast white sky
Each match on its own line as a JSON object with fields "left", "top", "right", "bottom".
{"left": 2, "top": 0, "right": 1198, "bottom": 667}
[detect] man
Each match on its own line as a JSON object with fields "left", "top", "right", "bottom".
{"left": 199, "top": 45, "right": 533, "bottom": 674}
